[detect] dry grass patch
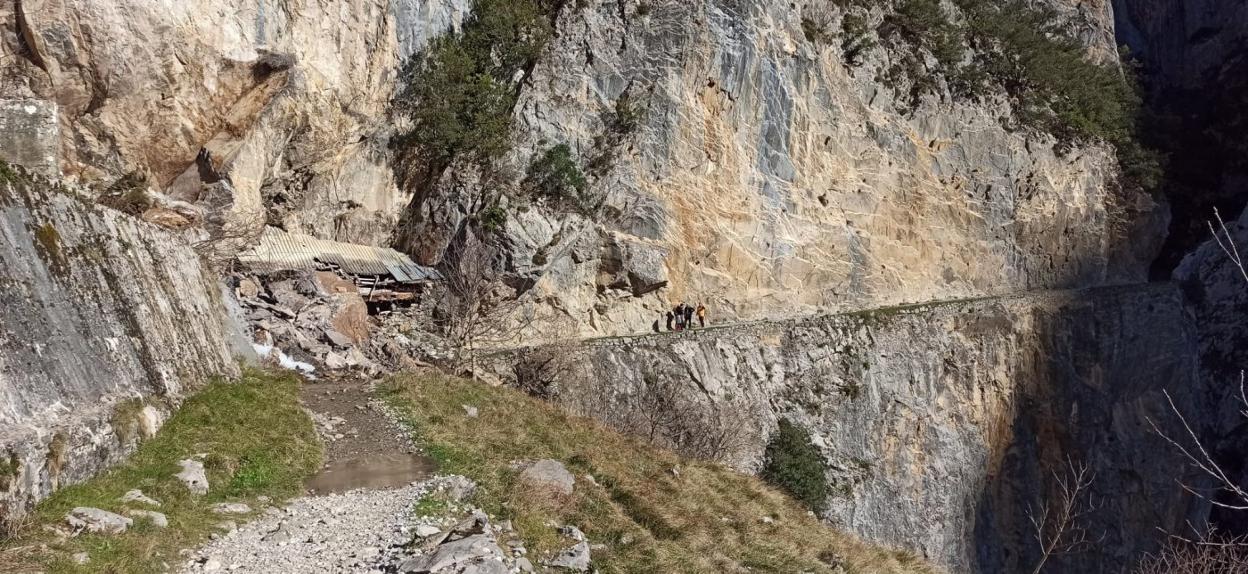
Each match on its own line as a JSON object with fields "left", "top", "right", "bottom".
{"left": 0, "top": 368, "right": 322, "bottom": 573}
{"left": 380, "top": 372, "right": 938, "bottom": 574}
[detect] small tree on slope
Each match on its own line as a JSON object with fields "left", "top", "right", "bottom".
{"left": 761, "top": 418, "right": 830, "bottom": 514}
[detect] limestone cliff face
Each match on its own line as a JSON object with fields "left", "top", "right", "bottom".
{"left": 0, "top": 171, "right": 246, "bottom": 521}
{"left": 402, "top": 0, "right": 1163, "bottom": 336}
{"left": 0, "top": 2, "right": 1200, "bottom": 564}
{"left": 486, "top": 284, "right": 1207, "bottom": 573}
{"left": 0, "top": 0, "right": 468, "bottom": 246}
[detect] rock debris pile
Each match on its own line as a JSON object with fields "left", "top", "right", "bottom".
{"left": 231, "top": 271, "right": 453, "bottom": 377}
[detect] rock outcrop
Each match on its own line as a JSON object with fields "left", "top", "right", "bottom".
{"left": 0, "top": 171, "right": 243, "bottom": 522}
{"left": 0, "top": 1, "right": 1224, "bottom": 570}
{"left": 1, "top": 0, "right": 469, "bottom": 246}
{"left": 486, "top": 283, "right": 1207, "bottom": 573}
{"left": 0, "top": 99, "right": 60, "bottom": 178}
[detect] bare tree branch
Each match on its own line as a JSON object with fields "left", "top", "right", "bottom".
{"left": 438, "top": 231, "right": 536, "bottom": 377}
{"left": 1149, "top": 213, "right": 1248, "bottom": 516}
{"left": 1136, "top": 529, "right": 1248, "bottom": 574}
{"left": 1208, "top": 207, "right": 1248, "bottom": 286}
{"left": 1028, "top": 457, "right": 1104, "bottom": 574}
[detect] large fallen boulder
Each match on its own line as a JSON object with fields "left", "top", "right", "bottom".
{"left": 398, "top": 534, "right": 508, "bottom": 573}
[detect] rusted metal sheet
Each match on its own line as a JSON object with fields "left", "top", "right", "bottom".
{"left": 238, "top": 227, "right": 441, "bottom": 282}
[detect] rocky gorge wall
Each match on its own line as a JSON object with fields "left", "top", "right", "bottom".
{"left": 400, "top": 0, "right": 1166, "bottom": 338}
{"left": 487, "top": 283, "right": 1208, "bottom": 573}
{"left": 1, "top": 0, "right": 1165, "bottom": 340}
{"left": 0, "top": 171, "right": 245, "bottom": 522}
{"left": 1113, "top": 0, "right": 1248, "bottom": 274}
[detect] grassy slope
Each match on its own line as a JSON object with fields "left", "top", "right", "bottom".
{"left": 381, "top": 373, "right": 938, "bottom": 574}
{"left": 0, "top": 369, "right": 321, "bottom": 573}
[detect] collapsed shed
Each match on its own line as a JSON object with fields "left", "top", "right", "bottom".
{"left": 237, "top": 227, "right": 441, "bottom": 311}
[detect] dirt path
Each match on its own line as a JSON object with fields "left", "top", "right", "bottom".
{"left": 181, "top": 375, "right": 441, "bottom": 573}
{"left": 300, "top": 374, "right": 436, "bottom": 494}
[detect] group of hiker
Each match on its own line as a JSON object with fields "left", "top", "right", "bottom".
{"left": 654, "top": 302, "right": 707, "bottom": 333}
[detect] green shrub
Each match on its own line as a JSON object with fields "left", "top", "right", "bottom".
{"left": 847, "top": 0, "right": 1162, "bottom": 194}
{"left": 956, "top": 0, "right": 1162, "bottom": 191}
{"left": 524, "top": 144, "right": 590, "bottom": 211}
{"left": 840, "top": 12, "right": 877, "bottom": 66}
{"left": 761, "top": 418, "right": 829, "bottom": 514}
{"left": 884, "top": 0, "right": 964, "bottom": 70}
{"left": 393, "top": 0, "right": 557, "bottom": 173}
{"left": 875, "top": 0, "right": 965, "bottom": 106}
{"left": 803, "top": 16, "right": 829, "bottom": 45}
{"left": 480, "top": 203, "right": 508, "bottom": 233}
{"left": 610, "top": 91, "right": 645, "bottom": 135}
{"left": 0, "top": 158, "right": 19, "bottom": 184}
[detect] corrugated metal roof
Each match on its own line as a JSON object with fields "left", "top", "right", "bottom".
{"left": 238, "top": 227, "right": 441, "bottom": 282}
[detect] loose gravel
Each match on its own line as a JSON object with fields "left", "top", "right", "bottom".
{"left": 179, "top": 481, "right": 431, "bottom": 573}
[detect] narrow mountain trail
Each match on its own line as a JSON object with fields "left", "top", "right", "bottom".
{"left": 179, "top": 376, "right": 441, "bottom": 573}
{"left": 485, "top": 284, "right": 1149, "bottom": 354}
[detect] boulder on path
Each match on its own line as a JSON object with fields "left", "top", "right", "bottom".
{"left": 128, "top": 509, "right": 168, "bottom": 528}
{"left": 414, "top": 524, "right": 442, "bottom": 539}
{"left": 65, "top": 507, "right": 132, "bottom": 534}
{"left": 120, "top": 489, "right": 161, "bottom": 506}
{"left": 325, "top": 350, "right": 355, "bottom": 370}
{"left": 175, "top": 459, "right": 209, "bottom": 495}
{"left": 329, "top": 292, "right": 370, "bottom": 344}
{"left": 518, "top": 459, "right": 574, "bottom": 496}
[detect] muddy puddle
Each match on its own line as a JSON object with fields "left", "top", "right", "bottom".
{"left": 306, "top": 453, "right": 437, "bottom": 495}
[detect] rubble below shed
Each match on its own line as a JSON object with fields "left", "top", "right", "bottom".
{"left": 231, "top": 227, "right": 451, "bottom": 375}
{"left": 232, "top": 270, "right": 452, "bottom": 376}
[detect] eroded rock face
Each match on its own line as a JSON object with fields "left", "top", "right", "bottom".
{"left": 399, "top": 0, "right": 1163, "bottom": 337}
{"left": 486, "top": 284, "right": 1208, "bottom": 573}
{"left": 0, "top": 175, "right": 241, "bottom": 522}
{"left": 0, "top": 0, "right": 469, "bottom": 246}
